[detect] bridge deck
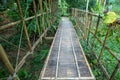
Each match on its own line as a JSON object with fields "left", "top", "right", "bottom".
{"left": 39, "top": 17, "right": 95, "bottom": 80}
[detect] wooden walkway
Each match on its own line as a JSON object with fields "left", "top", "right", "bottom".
{"left": 39, "top": 17, "right": 95, "bottom": 80}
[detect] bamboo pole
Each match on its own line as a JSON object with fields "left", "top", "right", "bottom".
{"left": 98, "top": 25, "right": 111, "bottom": 62}
{"left": 50, "top": 0, "right": 53, "bottom": 24}
{"left": 91, "top": 16, "right": 101, "bottom": 50}
{"left": 16, "top": 0, "right": 32, "bottom": 52}
{"left": 44, "top": 0, "right": 49, "bottom": 38}
{"left": 72, "top": 8, "right": 102, "bottom": 18}
{"left": 39, "top": 0, "right": 45, "bottom": 32}
{"left": 90, "top": 31, "right": 120, "bottom": 62}
{"left": 0, "top": 44, "right": 14, "bottom": 75}
{"left": 0, "top": 45, "right": 20, "bottom": 80}
{"left": 16, "top": 18, "right": 56, "bottom": 72}
{"left": 38, "top": 0, "right": 43, "bottom": 44}
{"left": 85, "top": 0, "right": 89, "bottom": 40}
{"left": 49, "top": 0, "right": 53, "bottom": 26}
{"left": 86, "top": 15, "right": 92, "bottom": 45}
{"left": 0, "top": 37, "right": 26, "bottom": 52}
{"left": 45, "top": 0, "right": 49, "bottom": 27}
{"left": 33, "top": 0, "right": 41, "bottom": 36}
{"left": 0, "top": 12, "right": 49, "bottom": 31}
{"left": 16, "top": 27, "right": 50, "bottom": 72}
{"left": 110, "top": 63, "right": 120, "bottom": 80}
{"left": 91, "top": 51, "right": 110, "bottom": 79}
{"left": 48, "top": 0, "right": 51, "bottom": 26}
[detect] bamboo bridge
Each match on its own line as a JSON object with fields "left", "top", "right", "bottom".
{"left": 0, "top": 0, "right": 120, "bottom": 80}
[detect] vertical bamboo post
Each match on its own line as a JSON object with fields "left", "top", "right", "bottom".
{"left": 110, "top": 63, "right": 120, "bottom": 80}
{"left": 33, "top": 0, "right": 41, "bottom": 36}
{"left": 85, "top": 0, "right": 89, "bottom": 40}
{"left": 39, "top": 0, "right": 45, "bottom": 32}
{"left": 50, "top": 0, "right": 53, "bottom": 24}
{"left": 16, "top": 0, "right": 32, "bottom": 52}
{"left": 38, "top": 0, "right": 44, "bottom": 44}
{"left": 98, "top": 25, "right": 111, "bottom": 62}
{"left": 74, "top": 8, "right": 76, "bottom": 17}
{"left": 71, "top": 8, "right": 73, "bottom": 16}
{"left": 48, "top": 0, "right": 51, "bottom": 26}
{"left": 0, "top": 45, "right": 20, "bottom": 80}
{"left": 91, "top": 16, "right": 100, "bottom": 50}
{"left": 0, "top": 44, "right": 14, "bottom": 75}
{"left": 44, "top": 0, "right": 48, "bottom": 28}
{"left": 44, "top": 0, "right": 49, "bottom": 38}
{"left": 87, "top": 15, "right": 92, "bottom": 45}
{"left": 75, "top": 8, "right": 76, "bottom": 17}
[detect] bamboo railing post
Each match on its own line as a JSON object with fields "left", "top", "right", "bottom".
{"left": 47, "top": 0, "right": 51, "bottom": 26}
{"left": 40, "top": 0, "right": 45, "bottom": 32}
{"left": 46, "top": 0, "right": 50, "bottom": 28}
{"left": 110, "top": 63, "right": 120, "bottom": 80}
{"left": 74, "top": 8, "right": 76, "bottom": 17}
{"left": 0, "top": 44, "right": 14, "bottom": 75}
{"left": 33, "top": 0, "right": 41, "bottom": 36}
{"left": 97, "top": 25, "right": 111, "bottom": 62}
{"left": 50, "top": 0, "right": 53, "bottom": 24}
{"left": 91, "top": 16, "right": 101, "bottom": 50}
{"left": 44, "top": 0, "right": 49, "bottom": 38}
{"left": 0, "top": 44, "right": 20, "bottom": 80}
{"left": 85, "top": 10, "right": 89, "bottom": 40}
{"left": 38, "top": 0, "right": 44, "bottom": 44}
{"left": 71, "top": 8, "right": 73, "bottom": 16}
{"left": 87, "top": 15, "right": 92, "bottom": 45}
{"left": 16, "top": 0, "right": 32, "bottom": 52}
{"left": 48, "top": 0, "right": 51, "bottom": 26}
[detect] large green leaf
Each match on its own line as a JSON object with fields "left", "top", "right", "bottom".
{"left": 104, "top": 12, "right": 117, "bottom": 24}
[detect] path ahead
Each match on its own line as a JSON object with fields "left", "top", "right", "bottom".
{"left": 39, "top": 17, "right": 95, "bottom": 80}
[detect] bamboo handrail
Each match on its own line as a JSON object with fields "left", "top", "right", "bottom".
{"left": 0, "top": 12, "right": 50, "bottom": 31}
{"left": 72, "top": 8, "right": 100, "bottom": 17}
{"left": 72, "top": 8, "right": 120, "bottom": 80}
{"left": 16, "top": 27, "right": 50, "bottom": 72}
{"left": 16, "top": 14, "right": 57, "bottom": 72}
{"left": 0, "top": 36, "right": 26, "bottom": 52}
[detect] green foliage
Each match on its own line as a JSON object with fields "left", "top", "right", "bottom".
{"left": 7, "top": 2, "right": 20, "bottom": 21}
{"left": 66, "top": 0, "right": 86, "bottom": 9}
{"left": 6, "top": 0, "right": 33, "bottom": 21}
{"left": 0, "top": 66, "right": 9, "bottom": 78}
{"left": 18, "top": 69, "right": 29, "bottom": 79}
{"left": 69, "top": 16, "right": 76, "bottom": 26}
{"left": 27, "top": 19, "right": 37, "bottom": 34}
{"left": 91, "top": 0, "right": 104, "bottom": 14}
{"left": 58, "top": 0, "right": 69, "bottom": 16}
{"left": 0, "top": 17, "right": 4, "bottom": 22}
